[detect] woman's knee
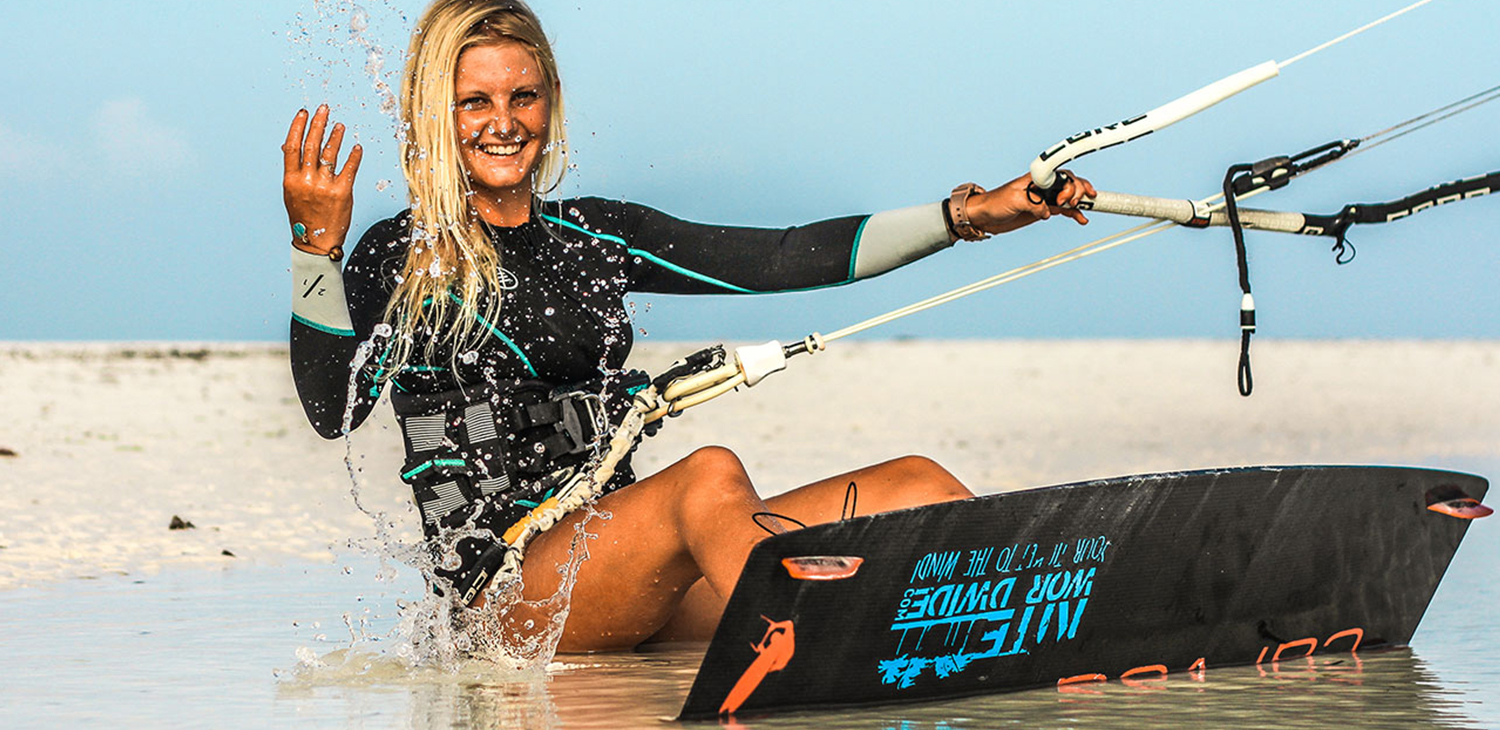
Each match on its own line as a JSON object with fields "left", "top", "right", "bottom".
{"left": 876, "top": 455, "right": 972, "bottom": 501}
{"left": 671, "top": 445, "right": 758, "bottom": 508}
{"left": 681, "top": 445, "right": 748, "bottom": 476}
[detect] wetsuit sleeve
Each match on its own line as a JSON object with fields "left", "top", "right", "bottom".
{"left": 288, "top": 227, "right": 395, "bottom": 439}
{"left": 584, "top": 201, "right": 956, "bottom": 295}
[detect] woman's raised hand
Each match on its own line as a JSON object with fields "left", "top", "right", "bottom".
{"left": 967, "top": 171, "right": 1097, "bottom": 236}
{"left": 282, "top": 105, "right": 362, "bottom": 256}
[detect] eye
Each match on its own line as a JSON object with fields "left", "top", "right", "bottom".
{"left": 513, "top": 90, "right": 540, "bottom": 106}
{"left": 459, "top": 96, "right": 488, "bottom": 111}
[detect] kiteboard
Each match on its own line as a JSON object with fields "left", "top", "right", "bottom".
{"left": 678, "top": 465, "right": 1489, "bottom": 720}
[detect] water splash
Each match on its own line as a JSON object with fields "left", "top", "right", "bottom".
{"left": 286, "top": 1, "right": 407, "bottom": 199}
{"left": 309, "top": 322, "right": 604, "bottom": 679}
{"left": 290, "top": 1, "right": 405, "bottom": 124}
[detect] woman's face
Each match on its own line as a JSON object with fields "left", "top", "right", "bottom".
{"left": 453, "top": 42, "right": 551, "bottom": 200}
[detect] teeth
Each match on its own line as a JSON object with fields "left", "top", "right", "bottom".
{"left": 478, "top": 142, "right": 522, "bottom": 156}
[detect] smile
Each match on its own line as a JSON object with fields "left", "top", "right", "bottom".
{"left": 477, "top": 141, "right": 524, "bottom": 157}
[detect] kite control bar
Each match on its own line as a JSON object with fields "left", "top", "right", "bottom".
{"left": 1028, "top": 61, "right": 1280, "bottom": 204}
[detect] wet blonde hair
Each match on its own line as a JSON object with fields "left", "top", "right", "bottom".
{"left": 384, "top": 0, "right": 567, "bottom": 371}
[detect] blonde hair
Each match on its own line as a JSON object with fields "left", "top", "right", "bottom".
{"left": 384, "top": 0, "right": 567, "bottom": 372}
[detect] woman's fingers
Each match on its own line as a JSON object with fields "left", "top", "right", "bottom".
{"left": 1059, "top": 207, "right": 1090, "bottom": 225}
{"left": 321, "top": 122, "right": 345, "bottom": 175}
{"left": 282, "top": 108, "right": 308, "bottom": 175}
{"left": 337, "top": 144, "right": 363, "bottom": 186}
{"left": 1052, "top": 170, "right": 1095, "bottom": 224}
{"left": 301, "top": 105, "right": 330, "bottom": 169}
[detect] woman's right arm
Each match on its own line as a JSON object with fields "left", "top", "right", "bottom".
{"left": 282, "top": 106, "right": 381, "bottom": 439}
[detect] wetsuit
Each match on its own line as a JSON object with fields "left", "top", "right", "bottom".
{"left": 289, "top": 195, "right": 954, "bottom": 593}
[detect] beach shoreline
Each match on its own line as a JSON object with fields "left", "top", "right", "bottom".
{"left": 2, "top": 339, "right": 1496, "bottom": 590}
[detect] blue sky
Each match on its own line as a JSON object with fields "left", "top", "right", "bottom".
{"left": 1, "top": 0, "right": 1495, "bottom": 342}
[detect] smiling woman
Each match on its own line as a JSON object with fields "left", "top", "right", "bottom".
{"left": 279, "top": 0, "right": 1094, "bottom": 654}
{"left": 453, "top": 44, "right": 553, "bottom": 214}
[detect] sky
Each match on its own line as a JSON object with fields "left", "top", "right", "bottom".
{"left": 1, "top": 0, "right": 1496, "bottom": 342}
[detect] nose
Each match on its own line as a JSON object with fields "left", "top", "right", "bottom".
{"left": 486, "top": 107, "right": 515, "bottom": 138}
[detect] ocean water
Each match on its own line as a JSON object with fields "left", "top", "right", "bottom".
{"left": 1, "top": 460, "right": 1495, "bottom": 729}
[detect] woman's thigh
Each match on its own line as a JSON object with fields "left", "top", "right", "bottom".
{"left": 511, "top": 475, "right": 699, "bottom": 651}
{"left": 511, "top": 447, "right": 773, "bottom": 652}
{"left": 764, "top": 455, "right": 973, "bottom": 524}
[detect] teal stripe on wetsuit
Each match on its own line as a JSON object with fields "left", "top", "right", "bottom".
{"left": 445, "top": 291, "right": 539, "bottom": 377}
{"left": 542, "top": 213, "right": 760, "bottom": 294}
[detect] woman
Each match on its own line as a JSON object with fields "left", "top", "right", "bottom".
{"left": 282, "top": 0, "right": 1094, "bottom": 653}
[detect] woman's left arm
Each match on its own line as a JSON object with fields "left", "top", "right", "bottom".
{"left": 589, "top": 171, "right": 1094, "bottom": 295}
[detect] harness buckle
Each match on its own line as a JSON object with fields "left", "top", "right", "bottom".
{"left": 553, "top": 390, "right": 607, "bottom": 456}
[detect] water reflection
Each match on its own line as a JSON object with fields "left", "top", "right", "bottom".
{"left": 278, "top": 644, "right": 1486, "bottom": 729}
{"left": 0, "top": 557, "right": 1492, "bottom": 729}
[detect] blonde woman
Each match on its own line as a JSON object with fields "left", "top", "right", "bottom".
{"left": 282, "top": 0, "right": 1094, "bottom": 652}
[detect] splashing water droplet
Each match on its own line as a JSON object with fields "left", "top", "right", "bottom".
{"left": 543, "top": 307, "right": 555, "bottom": 316}
{"left": 461, "top": 351, "right": 479, "bottom": 364}
{"left": 375, "top": 179, "right": 391, "bottom": 192}
{"left": 295, "top": 646, "right": 326, "bottom": 668}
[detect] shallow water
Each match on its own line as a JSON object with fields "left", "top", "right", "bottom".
{"left": 0, "top": 483, "right": 1495, "bottom": 730}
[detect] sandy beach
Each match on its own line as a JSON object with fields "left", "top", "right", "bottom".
{"left": 0, "top": 339, "right": 1495, "bottom": 590}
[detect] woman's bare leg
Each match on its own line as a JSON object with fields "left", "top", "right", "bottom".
{"left": 508, "top": 446, "right": 787, "bottom": 652}
{"left": 647, "top": 456, "right": 973, "bottom": 642}
{"left": 646, "top": 455, "right": 973, "bottom": 643}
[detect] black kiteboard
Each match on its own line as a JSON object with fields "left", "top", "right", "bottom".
{"left": 679, "top": 465, "right": 1489, "bottom": 720}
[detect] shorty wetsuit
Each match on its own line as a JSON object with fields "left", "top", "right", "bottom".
{"left": 288, "top": 196, "right": 955, "bottom": 589}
